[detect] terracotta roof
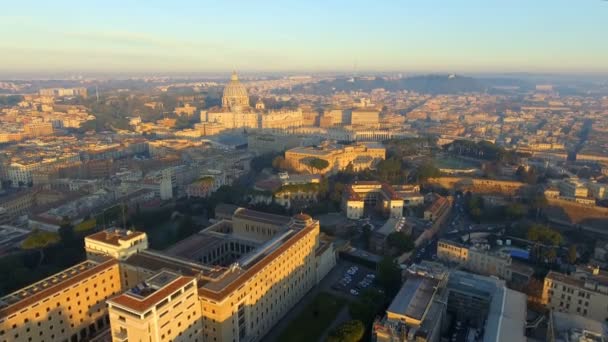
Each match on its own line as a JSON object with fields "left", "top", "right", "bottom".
{"left": 198, "top": 221, "right": 317, "bottom": 302}
{"left": 108, "top": 276, "right": 194, "bottom": 313}
{"left": 0, "top": 258, "right": 118, "bottom": 318}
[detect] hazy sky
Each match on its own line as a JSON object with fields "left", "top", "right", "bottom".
{"left": 1, "top": 0, "right": 607, "bottom": 74}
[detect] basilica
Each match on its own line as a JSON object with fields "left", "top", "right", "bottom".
{"left": 199, "top": 71, "right": 303, "bottom": 134}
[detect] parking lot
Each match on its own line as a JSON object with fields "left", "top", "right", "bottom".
{"left": 330, "top": 262, "right": 378, "bottom": 297}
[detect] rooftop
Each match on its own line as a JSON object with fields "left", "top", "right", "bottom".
{"left": 0, "top": 258, "right": 117, "bottom": 317}
{"left": 549, "top": 311, "right": 607, "bottom": 342}
{"left": 108, "top": 271, "right": 194, "bottom": 314}
{"left": 233, "top": 207, "right": 292, "bottom": 227}
{"left": 86, "top": 229, "right": 146, "bottom": 247}
{"left": 387, "top": 275, "right": 440, "bottom": 322}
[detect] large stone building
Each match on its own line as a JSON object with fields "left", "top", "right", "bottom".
{"left": 0, "top": 257, "right": 122, "bottom": 342}
{"left": 542, "top": 265, "right": 608, "bottom": 323}
{"left": 437, "top": 239, "right": 533, "bottom": 284}
{"left": 284, "top": 141, "right": 385, "bottom": 175}
{"left": 199, "top": 72, "right": 303, "bottom": 134}
{"left": 0, "top": 208, "right": 336, "bottom": 342}
{"left": 342, "top": 181, "right": 404, "bottom": 219}
{"left": 373, "top": 262, "right": 527, "bottom": 342}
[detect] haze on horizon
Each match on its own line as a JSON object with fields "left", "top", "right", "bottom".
{"left": 1, "top": 0, "right": 607, "bottom": 75}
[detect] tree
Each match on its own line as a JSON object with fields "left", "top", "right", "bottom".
{"left": 361, "top": 224, "right": 372, "bottom": 250}
{"left": 305, "top": 158, "right": 330, "bottom": 174}
{"left": 176, "top": 215, "right": 197, "bottom": 240}
{"left": 377, "top": 257, "right": 402, "bottom": 297}
{"left": 326, "top": 320, "right": 365, "bottom": 342}
{"left": 386, "top": 232, "right": 415, "bottom": 254}
{"left": 568, "top": 245, "right": 577, "bottom": 264}
{"left": 505, "top": 203, "right": 526, "bottom": 220}
{"left": 21, "top": 230, "right": 60, "bottom": 266}
{"left": 527, "top": 224, "right": 562, "bottom": 246}
{"left": 417, "top": 162, "right": 441, "bottom": 181}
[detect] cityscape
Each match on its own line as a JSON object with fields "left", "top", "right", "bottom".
{"left": 1, "top": 1, "right": 608, "bottom": 342}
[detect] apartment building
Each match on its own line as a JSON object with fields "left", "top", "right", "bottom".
{"left": 437, "top": 239, "right": 533, "bottom": 284}
{"left": 0, "top": 257, "right": 122, "bottom": 342}
{"left": 542, "top": 266, "right": 608, "bottom": 322}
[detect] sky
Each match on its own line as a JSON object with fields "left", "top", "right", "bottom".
{"left": 0, "top": 0, "right": 607, "bottom": 75}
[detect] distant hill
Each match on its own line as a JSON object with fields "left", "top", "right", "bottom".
{"left": 288, "top": 74, "right": 486, "bottom": 95}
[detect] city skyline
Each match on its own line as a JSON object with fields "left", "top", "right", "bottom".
{"left": 1, "top": 0, "right": 608, "bottom": 74}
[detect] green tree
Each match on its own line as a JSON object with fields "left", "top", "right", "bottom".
{"left": 505, "top": 203, "right": 526, "bottom": 220}
{"left": 305, "top": 158, "right": 330, "bottom": 174}
{"left": 361, "top": 224, "right": 372, "bottom": 250}
{"left": 176, "top": 215, "right": 197, "bottom": 240}
{"left": 567, "top": 245, "right": 577, "bottom": 264}
{"left": 527, "top": 224, "right": 562, "bottom": 246}
{"left": 386, "top": 232, "right": 415, "bottom": 254}
{"left": 417, "top": 162, "right": 441, "bottom": 181}
{"left": 326, "top": 320, "right": 365, "bottom": 342}
{"left": 21, "top": 230, "right": 61, "bottom": 266}
{"left": 377, "top": 257, "right": 402, "bottom": 297}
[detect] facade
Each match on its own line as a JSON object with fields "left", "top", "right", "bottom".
{"left": 437, "top": 239, "right": 533, "bottom": 284}
{"left": 284, "top": 141, "right": 385, "bottom": 175}
{"left": 559, "top": 178, "right": 589, "bottom": 198}
{"left": 342, "top": 181, "right": 404, "bottom": 219}
{"left": 542, "top": 266, "right": 608, "bottom": 322}
{"left": 0, "top": 258, "right": 121, "bottom": 342}
{"left": 107, "top": 272, "right": 201, "bottom": 342}
{"left": 260, "top": 110, "right": 303, "bottom": 130}
{"left": 85, "top": 229, "right": 148, "bottom": 261}
{"left": 350, "top": 109, "right": 380, "bottom": 128}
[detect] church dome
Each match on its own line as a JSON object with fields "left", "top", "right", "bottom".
{"left": 222, "top": 71, "right": 250, "bottom": 110}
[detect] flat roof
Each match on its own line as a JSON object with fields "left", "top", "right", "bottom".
{"left": 387, "top": 275, "right": 439, "bottom": 321}
{"left": 109, "top": 272, "right": 194, "bottom": 313}
{"left": 86, "top": 229, "right": 145, "bottom": 247}
{"left": 233, "top": 208, "right": 292, "bottom": 227}
{"left": 0, "top": 257, "right": 118, "bottom": 318}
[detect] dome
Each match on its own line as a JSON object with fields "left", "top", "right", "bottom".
{"left": 222, "top": 71, "right": 250, "bottom": 110}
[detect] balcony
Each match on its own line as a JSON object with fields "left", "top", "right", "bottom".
{"left": 113, "top": 329, "right": 128, "bottom": 341}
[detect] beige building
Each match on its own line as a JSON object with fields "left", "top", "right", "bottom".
{"left": 284, "top": 141, "right": 385, "bottom": 175}
{"left": 107, "top": 271, "right": 201, "bottom": 342}
{"left": 2, "top": 207, "right": 336, "bottom": 342}
{"left": 437, "top": 239, "right": 533, "bottom": 284}
{"left": 260, "top": 110, "right": 303, "bottom": 130}
{"left": 85, "top": 229, "right": 148, "bottom": 261}
{"left": 542, "top": 266, "right": 608, "bottom": 322}
{"left": 342, "top": 181, "right": 404, "bottom": 219}
{"left": 113, "top": 209, "right": 334, "bottom": 342}
{"left": 0, "top": 257, "right": 122, "bottom": 342}
{"left": 350, "top": 109, "right": 380, "bottom": 128}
